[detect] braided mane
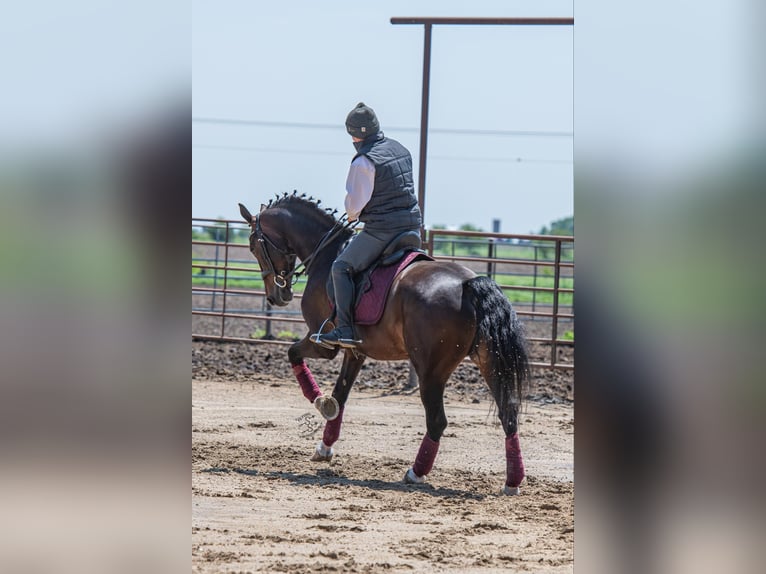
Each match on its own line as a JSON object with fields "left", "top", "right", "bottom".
{"left": 266, "top": 190, "right": 339, "bottom": 227}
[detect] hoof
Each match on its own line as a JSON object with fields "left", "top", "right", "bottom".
{"left": 310, "top": 441, "right": 334, "bottom": 462}
{"left": 310, "top": 450, "right": 334, "bottom": 463}
{"left": 314, "top": 395, "right": 339, "bottom": 421}
{"left": 502, "top": 485, "right": 521, "bottom": 496}
{"left": 403, "top": 467, "right": 426, "bottom": 484}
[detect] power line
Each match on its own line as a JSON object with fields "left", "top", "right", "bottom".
{"left": 193, "top": 143, "right": 572, "bottom": 164}
{"left": 430, "top": 154, "right": 572, "bottom": 165}
{"left": 192, "top": 116, "right": 573, "bottom": 138}
{"left": 193, "top": 144, "right": 348, "bottom": 157}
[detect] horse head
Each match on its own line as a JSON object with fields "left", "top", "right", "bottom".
{"left": 239, "top": 202, "right": 296, "bottom": 306}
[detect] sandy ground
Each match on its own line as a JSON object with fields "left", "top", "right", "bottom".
{"left": 192, "top": 375, "right": 573, "bottom": 573}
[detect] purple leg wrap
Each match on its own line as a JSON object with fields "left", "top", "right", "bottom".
{"left": 322, "top": 405, "right": 345, "bottom": 447}
{"left": 505, "top": 433, "right": 526, "bottom": 488}
{"left": 292, "top": 361, "right": 322, "bottom": 403}
{"left": 412, "top": 434, "right": 440, "bottom": 477}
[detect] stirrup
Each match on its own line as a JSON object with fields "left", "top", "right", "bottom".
{"left": 310, "top": 317, "right": 335, "bottom": 349}
{"left": 310, "top": 332, "right": 336, "bottom": 349}
{"left": 336, "top": 337, "right": 362, "bottom": 349}
{"left": 311, "top": 321, "right": 362, "bottom": 349}
{"left": 310, "top": 333, "right": 362, "bottom": 349}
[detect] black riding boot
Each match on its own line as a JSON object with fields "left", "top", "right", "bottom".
{"left": 314, "top": 261, "right": 361, "bottom": 349}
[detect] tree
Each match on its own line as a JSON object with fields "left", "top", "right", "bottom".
{"left": 458, "top": 223, "right": 484, "bottom": 255}
{"left": 539, "top": 215, "right": 573, "bottom": 236}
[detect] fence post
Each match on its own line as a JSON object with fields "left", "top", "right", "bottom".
{"left": 486, "top": 238, "right": 496, "bottom": 280}
{"left": 264, "top": 300, "right": 274, "bottom": 339}
{"left": 550, "top": 240, "right": 562, "bottom": 367}
{"left": 406, "top": 362, "right": 419, "bottom": 389}
{"left": 220, "top": 223, "right": 231, "bottom": 338}
{"left": 211, "top": 235, "right": 220, "bottom": 312}
{"left": 532, "top": 245, "right": 538, "bottom": 313}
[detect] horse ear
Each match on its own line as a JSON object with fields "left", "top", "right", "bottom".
{"left": 260, "top": 203, "right": 267, "bottom": 213}
{"left": 238, "top": 203, "right": 253, "bottom": 223}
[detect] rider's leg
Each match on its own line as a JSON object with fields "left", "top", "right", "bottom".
{"left": 322, "top": 259, "right": 357, "bottom": 343}
{"left": 315, "top": 230, "right": 389, "bottom": 348}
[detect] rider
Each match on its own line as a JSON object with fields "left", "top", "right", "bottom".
{"left": 313, "top": 102, "right": 422, "bottom": 349}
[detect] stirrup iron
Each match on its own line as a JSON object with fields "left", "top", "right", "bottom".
{"left": 309, "top": 317, "right": 335, "bottom": 349}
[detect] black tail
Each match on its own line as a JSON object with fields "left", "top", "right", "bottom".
{"left": 465, "top": 276, "right": 530, "bottom": 433}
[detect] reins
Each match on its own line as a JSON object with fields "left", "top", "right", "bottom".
{"left": 252, "top": 212, "right": 357, "bottom": 288}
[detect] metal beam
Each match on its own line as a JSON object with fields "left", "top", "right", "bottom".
{"left": 391, "top": 17, "right": 574, "bottom": 26}
{"left": 391, "top": 16, "right": 574, "bottom": 228}
{"left": 417, "top": 23, "right": 432, "bottom": 239}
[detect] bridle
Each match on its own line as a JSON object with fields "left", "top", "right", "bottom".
{"left": 250, "top": 212, "right": 357, "bottom": 289}
{"left": 250, "top": 213, "right": 296, "bottom": 289}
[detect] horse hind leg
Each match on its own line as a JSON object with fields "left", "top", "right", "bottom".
{"left": 502, "top": 430, "right": 525, "bottom": 495}
{"left": 499, "top": 397, "right": 525, "bottom": 495}
{"left": 494, "top": 391, "right": 524, "bottom": 495}
{"left": 473, "top": 347, "right": 525, "bottom": 495}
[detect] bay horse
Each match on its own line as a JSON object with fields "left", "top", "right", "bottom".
{"left": 239, "top": 193, "right": 530, "bottom": 494}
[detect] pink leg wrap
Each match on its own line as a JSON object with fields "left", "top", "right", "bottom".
{"left": 322, "top": 406, "right": 345, "bottom": 447}
{"left": 292, "top": 361, "right": 322, "bottom": 403}
{"left": 412, "top": 434, "right": 440, "bottom": 477}
{"left": 505, "top": 433, "right": 526, "bottom": 488}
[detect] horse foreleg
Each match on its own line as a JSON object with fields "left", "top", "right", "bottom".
{"left": 288, "top": 335, "right": 339, "bottom": 404}
{"left": 311, "top": 350, "right": 365, "bottom": 462}
{"left": 292, "top": 361, "right": 343, "bottom": 422}
{"left": 310, "top": 407, "right": 343, "bottom": 462}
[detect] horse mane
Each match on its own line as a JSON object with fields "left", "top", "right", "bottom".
{"left": 266, "top": 190, "right": 340, "bottom": 227}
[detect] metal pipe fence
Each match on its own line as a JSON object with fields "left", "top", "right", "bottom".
{"left": 193, "top": 218, "right": 573, "bottom": 370}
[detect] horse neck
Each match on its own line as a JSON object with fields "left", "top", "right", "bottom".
{"left": 274, "top": 208, "right": 338, "bottom": 266}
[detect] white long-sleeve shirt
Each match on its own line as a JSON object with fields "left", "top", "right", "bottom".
{"left": 344, "top": 155, "right": 376, "bottom": 221}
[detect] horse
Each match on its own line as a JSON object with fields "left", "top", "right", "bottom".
{"left": 239, "top": 193, "right": 530, "bottom": 495}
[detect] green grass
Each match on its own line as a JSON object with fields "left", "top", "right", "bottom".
{"left": 250, "top": 328, "right": 301, "bottom": 341}
{"left": 192, "top": 274, "right": 268, "bottom": 291}
{"left": 277, "top": 330, "right": 301, "bottom": 341}
{"left": 494, "top": 274, "right": 574, "bottom": 305}
{"left": 192, "top": 259, "right": 271, "bottom": 291}
{"left": 432, "top": 241, "right": 574, "bottom": 263}
{"left": 191, "top": 252, "right": 572, "bottom": 305}
{"left": 191, "top": 270, "right": 570, "bottom": 304}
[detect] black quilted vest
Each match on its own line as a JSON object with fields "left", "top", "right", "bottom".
{"left": 353, "top": 133, "right": 422, "bottom": 231}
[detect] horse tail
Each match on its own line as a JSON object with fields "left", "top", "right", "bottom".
{"left": 465, "top": 275, "right": 530, "bottom": 432}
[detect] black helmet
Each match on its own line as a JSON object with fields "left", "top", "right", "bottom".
{"left": 345, "top": 102, "right": 380, "bottom": 139}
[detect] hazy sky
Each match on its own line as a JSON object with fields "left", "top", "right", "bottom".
{"left": 193, "top": 1, "right": 573, "bottom": 233}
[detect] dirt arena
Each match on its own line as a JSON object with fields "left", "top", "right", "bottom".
{"left": 192, "top": 331, "right": 573, "bottom": 573}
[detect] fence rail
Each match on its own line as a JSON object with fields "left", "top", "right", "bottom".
{"left": 193, "top": 218, "right": 573, "bottom": 370}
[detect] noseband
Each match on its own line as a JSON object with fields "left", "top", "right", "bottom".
{"left": 251, "top": 214, "right": 295, "bottom": 288}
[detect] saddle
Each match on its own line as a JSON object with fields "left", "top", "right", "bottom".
{"left": 327, "top": 230, "right": 432, "bottom": 326}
